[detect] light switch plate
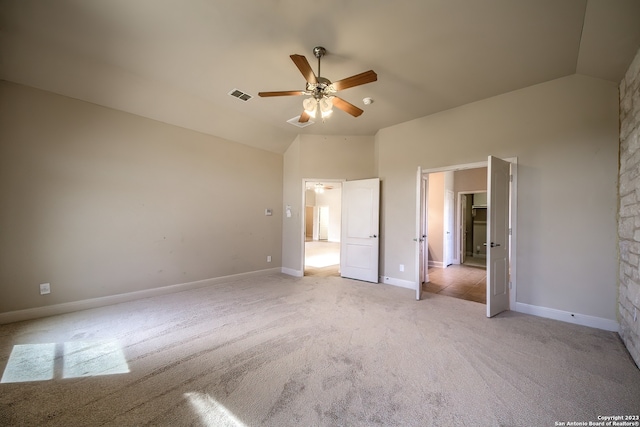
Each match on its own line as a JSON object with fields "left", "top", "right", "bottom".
{"left": 40, "top": 283, "right": 51, "bottom": 295}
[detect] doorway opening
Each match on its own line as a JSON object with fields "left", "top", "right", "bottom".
{"left": 423, "top": 168, "right": 488, "bottom": 304}
{"left": 303, "top": 180, "right": 342, "bottom": 277}
{"left": 416, "top": 157, "right": 516, "bottom": 317}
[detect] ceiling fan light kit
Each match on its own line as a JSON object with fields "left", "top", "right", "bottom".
{"left": 258, "top": 46, "right": 377, "bottom": 123}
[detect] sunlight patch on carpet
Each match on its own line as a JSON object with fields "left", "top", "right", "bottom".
{"left": 305, "top": 253, "right": 340, "bottom": 268}
{"left": 185, "top": 392, "right": 246, "bottom": 427}
{"left": 63, "top": 340, "right": 129, "bottom": 378}
{"left": 1, "top": 343, "right": 56, "bottom": 383}
{"left": 1, "top": 340, "right": 129, "bottom": 383}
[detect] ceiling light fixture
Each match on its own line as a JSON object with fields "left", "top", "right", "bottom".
{"left": 319, "top": 97, "right": 333, "bottom": 118}
{"left": 314, "top": 183, "right": 325, "bottom": 194}
{"left": 300, "top": 47, "right": 335, "bottom": 122}
{"left": 303, "top": 97, "right": 317, "bottom": 117}
{"left": 302, "top": 95, "right": 333, "bottom": 121}
{"left": 303, "top": 96, "right": 334, "bottom": 120}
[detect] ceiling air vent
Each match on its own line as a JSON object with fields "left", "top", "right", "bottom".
{"left": 228, "top": 88, "right": 252, "bottom": 101}
{"left": 287, "top": 116, "right": 314, "bottom": 128}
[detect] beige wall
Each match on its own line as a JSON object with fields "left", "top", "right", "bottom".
{"left": 376, "top": 74, "right": 619, "bottom": 321}
{"left": 454, "top": 168, "right": 487, "bottom": 194}
{"left": 0, "top": 82, "right": 283, "bottom": 314}
{"left": 282, "top": 135, "right": 375, "bottom": 275}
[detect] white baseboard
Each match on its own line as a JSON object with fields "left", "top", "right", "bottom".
{"left": 0, "top": 268, "right": 282, "bottom": 325}
{"left": 515, "top": 302, "right": 619, "bottom": 332}
{"left": 281, "top": 267, "right": 303, "bottom": 277}
{"left": 428, "top": 261, "right": 444, "bottom": 268}
{"left": 380, "top": 276, "right": 416, "bottom": 290}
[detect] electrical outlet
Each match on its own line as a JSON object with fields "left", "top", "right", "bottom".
{"left": 39, "top": 283, "right": 51, "bottom": 295}
{"left": 267, "top": 255, "right": 272, "bottom": 263}
{"left": 399, "top": 264, "right": 404, "bottom": 272}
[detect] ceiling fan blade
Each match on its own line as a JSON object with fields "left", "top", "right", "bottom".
{"left": 331, "top": 70, "right": 377, "bottom": 91}
{"left": 290, "top": 54, "right": 318, "bottom": 84}
{"left": 332, "top": 97, "right": 364, "bottom": 117}
{"left": 258, "top": 90, "right": 305, "bottom": 97}
{"left": 298, "top": 110, "right": 311, "bottom": 123}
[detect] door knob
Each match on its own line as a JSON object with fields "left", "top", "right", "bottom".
{"left": 370, "top": 234, "right": 377, "bottom": 238}
{"left": 490, "top": 242, "right": 501, "bottom": 247}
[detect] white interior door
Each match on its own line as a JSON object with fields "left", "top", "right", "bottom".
{"left": 421, "top": 176, "right": 429, "bottom": 285}
{"left": 444, "top": 190, "right": 454, "bottom": 267}
{"left": 460, "top": 194, "right": 467, "bottom": 264}
{"left": 340, "top": 178, "right": 380, "bottom": 283}
{"left": 487, "top": 156, "right": 510, "bottom": 317}
{"left": 415, "top": 167, "right": 428, "bottom": 300}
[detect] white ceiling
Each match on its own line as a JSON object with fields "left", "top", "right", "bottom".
{"left": 2, "top": 0, "right": 639, "bottom": 154}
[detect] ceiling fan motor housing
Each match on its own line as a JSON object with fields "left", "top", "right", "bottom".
{"left": 308, "top": 77, "right": 334, "bottom": 100}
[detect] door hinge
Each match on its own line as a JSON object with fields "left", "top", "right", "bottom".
{"left": 509, "top": 281, "right": 512, "bottom": 290}
{"left": 509, "top": 228, "right": 512, "bottom": 235}
{"left": 510, "top": 174, "right": 513, "bottom": 182}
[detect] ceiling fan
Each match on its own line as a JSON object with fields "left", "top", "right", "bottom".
{"left": 258, "top": 46, "right": 377, "bottom": 123}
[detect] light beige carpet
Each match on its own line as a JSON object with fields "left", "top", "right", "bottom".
{"left": 1, "top": 274, "right": 638, "bottom": 426}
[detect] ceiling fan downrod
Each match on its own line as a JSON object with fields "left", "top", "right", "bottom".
{"left": 313, "top": 46, "right": 326, "bottom": 78}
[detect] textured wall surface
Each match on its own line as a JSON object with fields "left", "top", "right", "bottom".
{"left": 618, "top": 48, "right": 640, "bottom": 368}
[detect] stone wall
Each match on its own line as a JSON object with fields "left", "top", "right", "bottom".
{"left": 619, "top": 48, "right": 640, "bottom": 368}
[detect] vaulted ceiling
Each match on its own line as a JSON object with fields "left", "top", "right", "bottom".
{"left": 2, "top": 0, "right": 640, "bottom": 153}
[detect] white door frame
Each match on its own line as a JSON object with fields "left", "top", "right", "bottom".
{"left": 420, "top": 158, "right": 517, "bottom": 310}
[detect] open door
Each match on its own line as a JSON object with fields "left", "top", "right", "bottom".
{"left": 460, "top": 194, "right": 467, "bottom": 264}
{"left": 444, "top": 190, "right": 454, "bottom": 267}
{"left": 415, "top": 167, "right": 427, "bottom": 300}
{"left": 487, "top": 156, "right": 510, "bottom": 317}
{"left": 340, "top": 178, "right": 380, "bottom": 283}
